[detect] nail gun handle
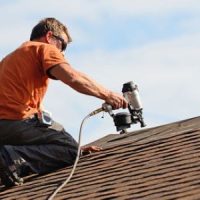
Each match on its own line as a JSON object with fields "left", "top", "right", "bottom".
{"left": 102, "top": 103, "right": 114, "bottom": 117}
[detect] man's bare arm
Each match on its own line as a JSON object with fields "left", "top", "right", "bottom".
{"left": 49, "top": 63, "right": 127, "bottom": 109}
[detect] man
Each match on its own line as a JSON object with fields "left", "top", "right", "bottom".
{"left": 0, "top": 18, "right": 127, "bottom": 187}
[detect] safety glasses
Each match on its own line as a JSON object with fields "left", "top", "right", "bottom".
{"left": 52, "top": 34, "right": 67, "bottom": 52}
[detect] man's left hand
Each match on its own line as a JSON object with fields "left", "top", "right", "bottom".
{"left": 81, "top": 145, "right": 102, "bottom": 155}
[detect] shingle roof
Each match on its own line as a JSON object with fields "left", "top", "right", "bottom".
{"left": 1, "top": 116, "right": 200, "bottom": 199}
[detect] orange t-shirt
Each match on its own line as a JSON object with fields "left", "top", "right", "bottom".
{"left": 0, "top": 41, "right": 67, "bottom": 120}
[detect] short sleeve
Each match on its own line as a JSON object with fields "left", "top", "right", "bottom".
{"left": 39, "top": 44, "right": 68, "bottom": 75}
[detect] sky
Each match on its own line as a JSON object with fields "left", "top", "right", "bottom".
{"left": 0, "top": 0, "right": 200, "bottom": 145}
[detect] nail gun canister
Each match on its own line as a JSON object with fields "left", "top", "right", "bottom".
{"left": 122, "top": 81, "right": 143, "bottom": 110}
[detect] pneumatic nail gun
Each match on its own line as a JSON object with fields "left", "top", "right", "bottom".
{"left": 90, "top": 81, "right": 146, "bottom": 134}
{"left": 103, "top": 81, "right": 146, "bottom": 133}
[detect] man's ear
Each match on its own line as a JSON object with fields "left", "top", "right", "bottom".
{"left": 45, "top": 31, "right": 53, "bottom": 43}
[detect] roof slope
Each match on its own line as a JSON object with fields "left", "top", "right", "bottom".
{"left": 1, "top": 116, "right": 200, "bottom": 199}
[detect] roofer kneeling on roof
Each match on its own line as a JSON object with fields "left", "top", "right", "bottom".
{"left": 0, "top": 18, "right": 128, "bottom": 187}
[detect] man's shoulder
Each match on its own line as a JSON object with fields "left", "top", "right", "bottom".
{"left": 21, "top": 41, "right": 50, "bottom": 49}
{"left": 21, "top": 41, "right": 60, "bottom": 55}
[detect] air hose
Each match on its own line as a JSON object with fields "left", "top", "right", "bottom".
{"left": 47, "top": 107, "right": 103, "bottom": 200}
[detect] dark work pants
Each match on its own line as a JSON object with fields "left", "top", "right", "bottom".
{"left": 0, "top": 116, "right": 78, "bottom": 175}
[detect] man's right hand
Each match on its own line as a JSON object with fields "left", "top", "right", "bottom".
{"left": 105, "top": 91, "right": 128, "bottom": 110}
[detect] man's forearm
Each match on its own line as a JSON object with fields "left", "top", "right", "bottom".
{"left": 50, "top": 63, "right": 128, "bottom": 109}
{"left": 50, "top": 63, "right": 110, "bottom": 101}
